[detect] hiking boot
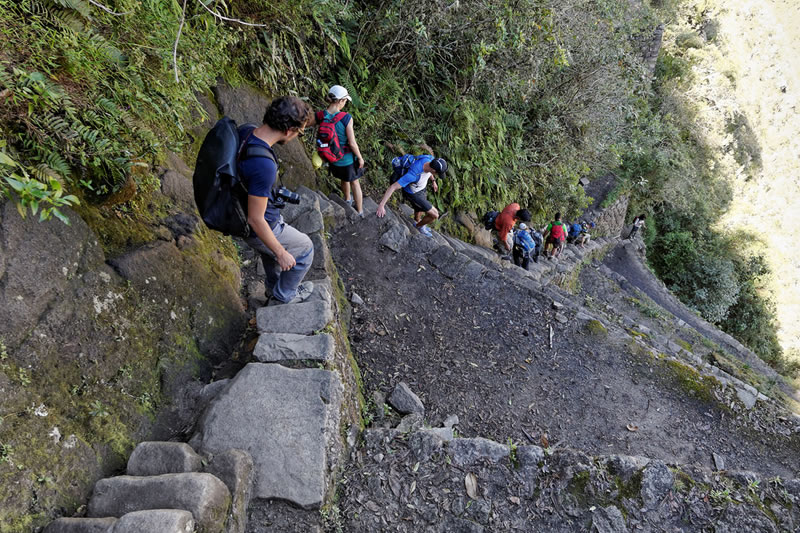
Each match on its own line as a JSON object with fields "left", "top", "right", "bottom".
{"left": 267, "top": 281, "right": 314, "bottom": 305}
{"left": 345, "top": 198, "right": 354, "bottom": 207}
{"left": 417, "top": 225, "right": 433, "bottom": 237}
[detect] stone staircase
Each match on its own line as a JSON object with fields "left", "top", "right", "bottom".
{"left": 43, "top": 188, "right": 800, "bottom": 532}
{"left": 44, "top": 189, "right": 355, "bottom": 533}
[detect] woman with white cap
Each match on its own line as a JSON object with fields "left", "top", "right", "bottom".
{"left": 312, "top": 85, "right": 365, "bottom": 217}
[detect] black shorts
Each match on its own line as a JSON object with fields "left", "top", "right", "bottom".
{"left": 402, "top": 189, "right": 433, "bottom": 213}
{"left": 329, "top": 162, "right": 361, "bottom": 183}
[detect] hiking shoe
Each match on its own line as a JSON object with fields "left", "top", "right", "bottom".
{"left": 267, "top": 281, "right": 314, "bottom": 305}
{"left": 417, "top": 225, "right": 433, "bottom": 237}
{"left": 346, "top": 198, "right": 354, "bottom": 207}
{"left": 356, "top": 211, "right": 365, "bottom": 219}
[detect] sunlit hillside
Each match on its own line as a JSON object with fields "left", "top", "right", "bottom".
{"left": 666, "top": 0, "right": 800, "bottom": 357}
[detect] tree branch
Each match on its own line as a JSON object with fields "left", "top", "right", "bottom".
{"left": 173, "top": 0, "right": 188, "bottom": 83}
{"left": 88, "top": 0, "right": 131, "bottom": 16}
{"left": 196, "top": 1, "right": 270, "bottom": 27}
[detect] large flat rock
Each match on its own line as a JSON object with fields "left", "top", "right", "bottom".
{"left": 253, "top": 332, "right": 335, "bottom": 363}
{"left": 87, "top": 473, "right": 230, "bottom": 533}
{"left": 190, "top": 363, "right": 343, "bottom": 509}
{"left": 256, "top": 300, "right": 333, "bottom": 335}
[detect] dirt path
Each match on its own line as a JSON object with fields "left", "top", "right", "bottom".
{"left": 331, "top": 214, "right": 800, "bottom": 478}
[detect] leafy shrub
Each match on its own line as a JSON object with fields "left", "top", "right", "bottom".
{"left": 675, "top": 32, "right": 704, "bottom": 50}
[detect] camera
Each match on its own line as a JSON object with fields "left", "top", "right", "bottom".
{"left": 272, "top": 186, "right": 300, "bottom": 209}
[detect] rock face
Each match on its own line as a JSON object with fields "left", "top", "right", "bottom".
{"left": 0, "top": 194, "right": 245, "bottom": 526}
{"left": 190, "top": 363, "right": 343, "bottom": 509}
{"left": 639, "top": 461, "right": 673, "bottom": 510}
{"left": 87, "top": 473, "right": 230, "bottom": 532}
{"left": 212, "top": 81, "right": 316, "bottom": 191}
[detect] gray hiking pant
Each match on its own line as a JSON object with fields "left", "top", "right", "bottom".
{"left": 245, "top": 217, "right": 314, "bottom": 303}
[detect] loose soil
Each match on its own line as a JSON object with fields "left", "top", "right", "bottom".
{"left": 330, "top": 212, "right": 800, "bottom": 479}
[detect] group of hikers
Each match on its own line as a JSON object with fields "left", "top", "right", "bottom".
{"left": 213, "top": 87, "right": 644, "bottom": 306}
{"left": 486, "top": 206, "right": 598, "bottom": 270}
{"left": 230, "top": 88, "right": 447, "bottom": 305}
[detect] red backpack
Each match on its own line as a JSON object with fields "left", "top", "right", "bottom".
{"left": 315, "top": 111, "right": 349, "bottom": 163}
{"left": 550, "top": 222, "right": 565, "bottom": 240}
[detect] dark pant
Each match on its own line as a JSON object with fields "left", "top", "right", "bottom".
{"left": 513, "top": 246, "right": 530, "bottom": 270}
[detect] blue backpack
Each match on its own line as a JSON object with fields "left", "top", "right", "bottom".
{"left": 569, "top": 222, "right": 582, "bottom": 239}
{"left": 390, "top": 154, "right": 417, "bottom": 183}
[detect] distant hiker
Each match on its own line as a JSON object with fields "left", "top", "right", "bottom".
{"left": 628, "top": 214, "right": 646, "bottom": 240}
{"left": 312, "top": 85, "right": 366, "bottom": 217}
{"left": 543, "top": 212, "right": 568, "bottom": 259}
{"left": 494, "top": 203, "right": 531, "bottom": 253}
{"left": 575, "top": 221, "right": 596, "bottom": 248}
{"left": 512, "top": 223, "right": 537, "bottom": 270}
{"left": 530, "top": 227, "right": 543, "bottom": 263}
{"left": 376, "top": 155, "right": 448, "bottom": 237}
{"left": 567, "top": 221, "right": 583, "bottom": 244}
{"left": 241, "top": 96, "right": 315, "bottom": 305}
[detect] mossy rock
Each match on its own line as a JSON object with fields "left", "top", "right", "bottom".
{"left": 585, "top": 320, "right": 608, "bottom": 336}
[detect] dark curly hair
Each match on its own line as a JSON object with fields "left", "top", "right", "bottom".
{"left": 263, "top": 96, "right": 313, "bottom": 133}
{"left": 517, "top": 209, "right": 531, "bottom": 222}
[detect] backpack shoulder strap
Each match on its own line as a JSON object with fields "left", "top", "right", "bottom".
{"left": 332, "top": 111, "right": 348, "bottom": 124}
{"left": 242, "top": 145, "right": 276, "bottom": 163}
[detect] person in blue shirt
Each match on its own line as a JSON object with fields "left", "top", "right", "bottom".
{"left": 512, "top": 223, "right": 537, "bottom": 270}
{"left": 375, "top": 155, "right": 448, "bottom": 237}
{"left": 310, "top": 85, "right": 366, "bottom": 216}
{"left": 240, "top": 96, "right": 316, "bottom": 305}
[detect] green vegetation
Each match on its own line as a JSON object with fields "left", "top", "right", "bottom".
{"left": 608, "top": 3, "right": 794, "bottom": 375}
{"left": 586, "top": 320, "right": 608, "bottom": 336}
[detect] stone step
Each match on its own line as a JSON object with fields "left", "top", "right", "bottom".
{"left": 126, "top": 442, "right": 202, "bottom": 477}
{"left": 204, "top": 449, "right": 254, "bottom": 533}
{"left": 44, "top": 517, "right": 117, "bottom": 533}
{"left": 256, "top": 300, "right": 333, "bottom": 335}
{"left": 427, "top": 245, "right": 473, "bottom": 280}
{"left": 190, "top": 363, "right": 344, "bottom": 510}
{"left": 112, "top": 510, "right": 195, "bottom": 533}
{"left": 378, "top": 218, "right": 410, "bottom": 253}
{"left": 362, "top": 196, "right": 379, "bottom": 217}
{"left": 253, "top": 332, "right": 335, "bottom": 363}
{"left": 87, "top": 473, "right": 230, "bottom": 533}
{"left": 328, "top": 193, "right": 358, "bottom": 222}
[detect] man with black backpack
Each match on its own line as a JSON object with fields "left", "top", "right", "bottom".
{"left": 240, "top": 97, "right": 316, "bottom": 305}
{"left": 376, "top": 154, "right": 448, "bottom": 237}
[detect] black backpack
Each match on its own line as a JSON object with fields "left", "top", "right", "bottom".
{"left": 482, "top": 210, "right": 500, "bottom": 230}
{"left": 193, "top": 117, "right": 275, "bottom": 238}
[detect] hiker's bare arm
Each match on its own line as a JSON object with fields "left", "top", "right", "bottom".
{"left": 345, "top": 121, "right": 364, "bottom": 168}
{"left": 376, "top": 182, "right": 402, "bottom": 218}
{"left": 417, "top": 143, "right": 434, "bottom": 157}
{"left": 247, "top": 195, "right": 296, "bottom": 271}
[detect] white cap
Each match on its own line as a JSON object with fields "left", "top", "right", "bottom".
{"left": 328, "top": 85, "right": 352, "bottom": 102}
{"left": 519, "top": 223, "right": 528, "bottom": 230}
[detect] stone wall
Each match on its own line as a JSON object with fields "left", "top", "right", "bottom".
{"left": 583, "top": 194, "right": 630, "bottom": 239}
